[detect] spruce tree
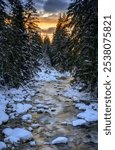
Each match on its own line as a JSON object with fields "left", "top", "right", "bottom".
{"left": 52, "top": 14, "right": 70, "bottom": 71}
{"left": 43, "top": 35, "right": 52, "bottom": 66}
{"left": 1, "top": 0, "right": 31, "bottom": 87}
{"left": 0, "top": 0, "right": 7, "bottom": 84}
{"left": 0, "top": 0, "right": 43, "bottom": 87}
{"left": 29, "top": 32, "right": 43, "bottom": 71}
{"left": 0, "top": 0, "right": 6, "bottom": 28}
{"left": 24, "top": 0, "right": 42, "bottom": 72}
{"left": 67, "top": 0, "right": 98, "bottom": 93}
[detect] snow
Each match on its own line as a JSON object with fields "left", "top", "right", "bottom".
{"left": 15, "top": 103, "right": 32, "bottom": 114}
{"left": 9, "top": 113, "right": 15, "bottom": 119}
{"left": 0, "top": 94, "right": 6, "bottom": 101}
{"left": 75, "top": 103, "right": 98, "bottom": 111}
{"left": 29, "top": 141, "right": 36, "bottom": 146}
{"left": 25, "top": 96, "right": 31, "bottom": 102}
{"left": 21, "top": 114, "right": 32, "bottom": 122}
{"left": 34, "top": 99, "right": 41, "bottom": 104}
{"left": 0, "top": 63, "right": 69, "bottom": 124}
{"left": 72, "top": 119, "right": 87, "bottom": 126}
{"left": 6, "top": 87, "right": 27, "bottom": 102}
{"left": 37, "top": 104, "right": 48, "bottom": 109}
{"left": 7, "top": 87, "right": 26, "bottom": 95}
{"left": 36, "top": 69, "right": 57, "bottom": 81}
{"left": 51, "top": 137, "right": 68, "bottom": 144}
{"left": 31, "top": 124, "right": 40, "bottom": 128}
{"left": 75, "top": 103, "right": 89, "bottom": 110}
{"left": 0, "top": 83, "right": 34, "bottom": 124}
{"left": 3, "top": 128, "right": 33, "bottom": 144}
{"left": 0, "top": 111, "right": 9, "bottom": 125}
{"left": 0, "top": 97, "right": 9, "bottom": 125}
{"left": 74, "top": 102, "right": 98, "bottom": 124}
{"left": 62, "top": 85, "right": 93, "bottom": 101}
{"left": 34, "top": 61, "right": 70, "bottom": 82}
{"left": 0, "top": 141, "right": 6, "bottom": 150}
{"left": 36, "top": 104, "right": 45, "bottom": 108}
{"left": 28, "top": 127, "right": 33, "bottom": 131}
{"left": 62, "top": 85, "right": 98, "bottom": 124}
{"left": 0, "top": 62, "right": 97, "bottom": 149}
{"left": 46, "top": 101, "right": 52, "bottom": 105}
{"left": 3, "top": 128, "right": 13, "bottom": 136}
{"left": 77, "top": 109, "right": 98, "bottom": 122}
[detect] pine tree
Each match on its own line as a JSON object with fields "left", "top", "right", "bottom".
{"left": 24, "top": 0, "right": 42, "bottom": 72}
{"left": 0, "top": 0, "right": 43, "bottom": 87}
{"left": 67, "top": 0, "right": 98, "bottom": 93}
{"left": 29, "top": 32, "right": 43, "bottom": 71}
{"left": 42, "top": 35, "right": 52, "bottom": 66}
{"left": 0, "top": 0, "right": 6, "bottom": 28}
{"left": 51, "top": 14, "right": 70, "bottom": 71}
{"left": 25, "top": 0, "right": 39, "bottom": 33}
{"left": 0, "top": 0, "right": 32, "bottom": 87}
{"left": 0, "top": 0, "right": 7, "bottom": 84}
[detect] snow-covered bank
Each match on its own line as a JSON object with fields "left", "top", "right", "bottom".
{"left": 0, "top": 63, "right": 97, "bottom": 149}
{"left": 0, "top": 65, "right": 69, "bottom": 125}
{"left": 34, "top": 65, "right": 70, "bottom": 82}
{"left": 61, "top": 85, "right": 98, "bottom": 126}
{"left": 0, "top": 65, "right": 70, "bottom": 148}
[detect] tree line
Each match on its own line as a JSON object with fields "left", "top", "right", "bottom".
{"left": 0, "top": 0, "right": 43, "bottom": 87}
{"left": 0, "top": 0, "right": 98, "bottom": 95}
{"left": 51, "top": 0, "right": 98, "bottom": 95}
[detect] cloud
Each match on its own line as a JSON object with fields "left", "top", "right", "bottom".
{"left": 38, "top": 13, "right": 58, "bottom": 30}
{"left": 44, "top": 0, "right": 69, "bottom": 13}
{"left": 22, "top": 0, "right": 71, "bottom": 12}
{"left": 33, "top": 0, "right": 45, "bottom": 10}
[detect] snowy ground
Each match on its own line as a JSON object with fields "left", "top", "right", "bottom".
{"left": 0, "top": 65, "right": 98, "bottom": 150}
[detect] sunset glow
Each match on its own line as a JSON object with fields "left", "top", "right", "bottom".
{"left": 31, "top": 0, "right": 71, "bottom": 41}
{"left": 38, "top": 14, "right": 58, "bottom": 41}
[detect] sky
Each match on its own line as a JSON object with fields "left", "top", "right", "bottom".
{"left": 32, "top": 0, "right": 71, "bottom": 40}
{"left": 5, "top": 0, "right": 71, "bottom": 40}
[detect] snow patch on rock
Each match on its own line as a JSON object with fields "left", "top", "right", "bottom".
{"left": 51, "top": 137, "right": 68, "bottom": 144}
{"left": 31, "top": 124, "right": 39, "bottom": 128}
{"left": 21, "top": 114, "right": 32, "bottom": 122}
{"left": 15, "top": 103, "right": 32, "bottom": 114}
{"left": 72, "top": 119, "right": 87, "bottom": 126}
{"left": 0, "top": 111, "right": 9, "bottom": 125}
{"left": 3, "top": 128, "right": 33, "bottom": 144}
{"left": 30, "top": 141, "right": 36, "bottom": 146}
{"left": 75, "top": 103, "right": 89, "bottom": 110}
{"left": 0, "top": 141, "right": 6, "bottom": 150}
{"left": 0, "top": 96, "right": 9, "bottom": 125}
{"left": 77, "top": 109, "right": 98, "bottom": 122}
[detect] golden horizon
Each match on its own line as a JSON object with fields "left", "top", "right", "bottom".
{"left": 38, "top": 14, "right": 58, "bottom": 41}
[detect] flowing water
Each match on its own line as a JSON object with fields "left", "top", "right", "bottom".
{"left": 2, "top": 76, "right": 97, "bottom": 150}
{"left": 26, "top": 77, "right": 98, "bottom": 150}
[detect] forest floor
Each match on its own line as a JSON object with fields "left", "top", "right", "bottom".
{"left": 0, "top": 67, "right": 98, "bottom": 150}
